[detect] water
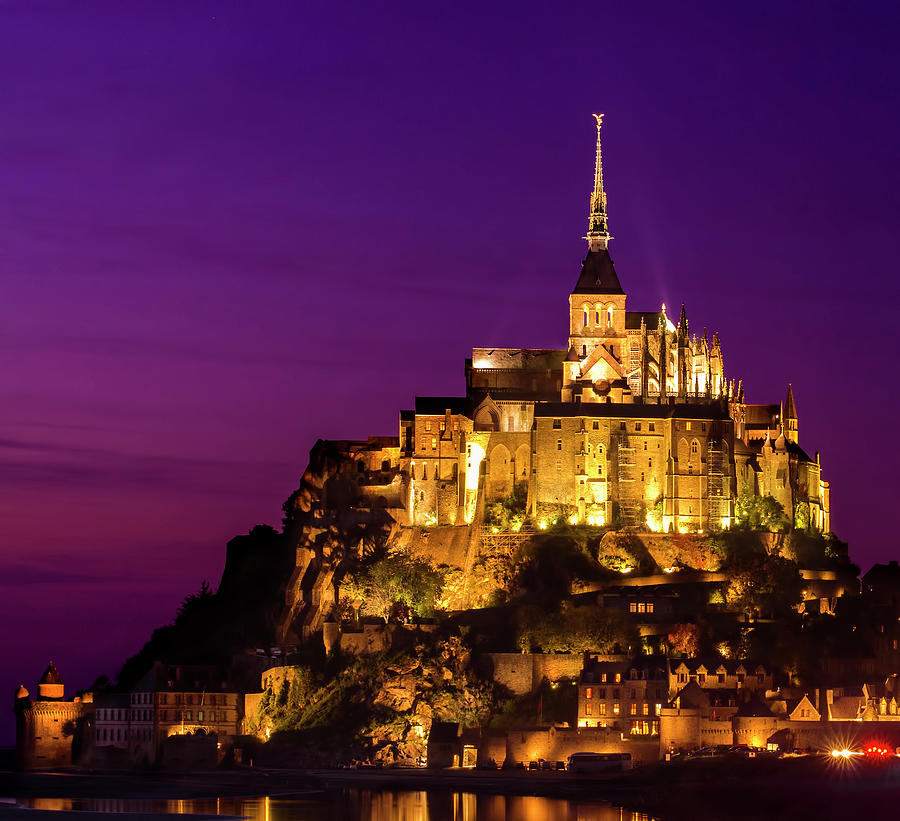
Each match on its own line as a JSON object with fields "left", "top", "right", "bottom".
{"left": 19, "top": 792, "right": 658, "bottom": 821}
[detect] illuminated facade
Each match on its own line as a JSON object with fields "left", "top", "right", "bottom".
{"left": 349, "top": 116, "right": 829, "bottom": 535}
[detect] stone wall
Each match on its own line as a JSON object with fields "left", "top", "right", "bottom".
{"left": 504, "top": 724, "right": 659, "bottom": 765}
{"left": 481, "top": 653, "right": 587, "bottom": 695}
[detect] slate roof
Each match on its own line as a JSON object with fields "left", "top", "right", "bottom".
{"left": 533, "top": 401, "right": 730, "bottom": 420}
{"left": 572, "top": 249, "right": 624, "bottom": 295}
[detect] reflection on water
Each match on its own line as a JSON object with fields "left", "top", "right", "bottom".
{"left": 22, "top": 792, "right": 658, "bottom": 821}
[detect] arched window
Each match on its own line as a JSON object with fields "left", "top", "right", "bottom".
{"left": 607, "top": 307, "right": 614, "bottom": 328}
{"left": 690, "top": 440, "right": 699, "bottom": 455}
{"left": 582, "top": 344, "right": 587, "bottom": 357}
{"left": 583, "top": 309, "right": 589, "bottom": 327}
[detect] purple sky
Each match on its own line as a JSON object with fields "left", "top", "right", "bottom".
{"left": 3, "top": 1, "right": 899, "bottom": 743}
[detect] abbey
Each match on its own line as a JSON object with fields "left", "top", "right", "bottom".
{"left": 347, "top": 117, "right": 829, "bottom": 536}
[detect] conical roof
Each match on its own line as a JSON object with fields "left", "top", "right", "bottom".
{"left": 572, "top": 249, "right": 624, "bottom": 295}
{"left": 39, "top": 661, "right": 63, "bottom": 686}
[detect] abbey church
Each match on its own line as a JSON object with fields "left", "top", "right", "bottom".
{"left": 341, "top": 117, "right": 829, "bottom": 538}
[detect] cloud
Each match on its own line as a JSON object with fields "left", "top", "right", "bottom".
{"left": 0, "top": 434, "right": 290, "bottom": 496}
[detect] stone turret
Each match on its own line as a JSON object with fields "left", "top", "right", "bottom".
{"left": 37, "top": 662, "right": 64, "bottom": 700}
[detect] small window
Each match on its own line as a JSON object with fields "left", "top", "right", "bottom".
{"left": 630, "top": 703, "right": 637, "bottom": 716}
{"left": 431, "top": 437, "right": 437, "bottom": 450}
{"left": 615, "top": 673, "right": 622, "bottom": 683}
{"left": 585, "top": 687, "right": 593, "bottom": 699}
{"left": 613, "top": 703, "right": 620, "bottom": 715}
{"left": 686, "top": 421, "right": 692, "bottom": 431}
{"left": 691, "top": 441, "right": 698, "bottom": 455}
{"left": 649, "top": 423, "right": 655, "bottom": 431}
{"left": 585, "top": 703, "right": 593, "bottom": 715}
{"left": 425, "top": 420, "right": 431, "bottom": 432}
{"left": 641, "top": 472, "right": 645, "bottom": 482}
{"left": 607, "top": 308, "right": 613, "bottom": 328}
{"left": 552, "top": 418, "right": 561, "bottom": 429}
{"left": 595, "top": 310, "right": 601, "bottom": 324}
{"left": 598, "top": 464, "right": 603, "bottom": 476}
{"left": 593, "top": 420, "right": 599, "bottom": 430}
{"left": 620, "top": 422, "right": 626, "bottom": 431}
{"left": 648, "top": 458, "right": 652, "bottom": 467}
{"left": 702, "top": 423, "right": 707, "bottom": 432}
{"left": 647, "top": 602, "right": 654, "bottom": 613}
{"left": 630, "top": 602, "right": 638, "bottom": 613}
{"left": 600, "top": 703, "right": 607, "bottom": 716}
{"left": 718, "top": 673, "right": 725, "bottom": 683}
{"left": 635, "top": 423, "right": 641, "bottom": 431}
{"left": 582, "top": 344, "right": 587, "bottom": 357}
{"left": 557, "top": 439, "right": 562, "bottom": 451}
{"left": 583, "top": 309, "right": 589, "bottom": 326}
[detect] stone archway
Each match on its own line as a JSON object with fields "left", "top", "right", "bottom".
{"left": 487, "top": 443, "right": 512, "bottom": 500}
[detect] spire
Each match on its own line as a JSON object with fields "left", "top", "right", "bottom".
{"left": 678, "top": 303, "right": 688, "bottom": 336}
{"left": 784, "top": 383, "right": 797, "bottom": 420}
{"left": 586, "top": 114, "right": 612, "bottom": 251}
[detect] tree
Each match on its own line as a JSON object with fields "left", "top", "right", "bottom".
{"left": 667, "top": 623, "right": 702, "bottom": 656}
{"left": 515, "top": 603, "right": 637, "bottom": 654}
{"left": 734, "top": 491, "right": 789, "bottom": 532}
{"left": 725, "top": 553, "right": 803, "bottom": 617}
{"left": 343, "top": 550, "right": 446, "bottom": 622}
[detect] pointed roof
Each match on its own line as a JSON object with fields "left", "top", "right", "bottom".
{"left": 573, "top": 249, "right": 624, "bottom": 295}
{"left": 39, "top": 661, "right": 63, "bottom": 685}
{"left": 784, "top": 383, "right": 797, "bottom": 420}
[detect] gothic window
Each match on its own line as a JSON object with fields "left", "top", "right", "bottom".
{"left": 691, "top": 440, "right": 699, "bottom": 455}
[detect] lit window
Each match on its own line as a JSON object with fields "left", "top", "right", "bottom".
{"left": 655, "top": 703, "right": 662, "bottom": 715}
{"left": 613, "top": 703, "right": 620, "bottom": 715}
{"left": 630, "top": 602, "right": 637, "bottom": 613}
{"left": 585, "top": 704, "right": 592, "bottom": 716}
{"left": 643, "top": 703, "right": 649, "bottom": 716}
{"left": 425, "top": 420, "right": 431, "bottom": 432}
{"left": 601, "top": 673, "right": 607, "bottom": 683}
{"left": 638, "top": 602, "right": 646, "bottom": 613}
{"left": 647, "top": 603, "right": 654, "bottom": 613}
{"left": 615, "top": 673, "right": 622, "bottom": 683}
{"left": 599, "top": 703, "right": 607, "bottom": 716}
{"left": 431, "top": 437, "right": 437, "bottom": 450}
{"left": 630, "top": 703, "right": 637, "bottom": 716}
{"left": 585, "top": 688, "right": 593, "bottom": 699}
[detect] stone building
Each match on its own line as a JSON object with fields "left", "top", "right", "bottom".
{"left": 14, "top": 662, "right": 92, "bottom": 770}
{"left": 129, "top": 663, "right": 242, "bottom": 765}
{"left": 577, "top": 656, "right": 667, "bottom": 735}
{"left": 322, "top": 116, "right": 829, "bottom": 537}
